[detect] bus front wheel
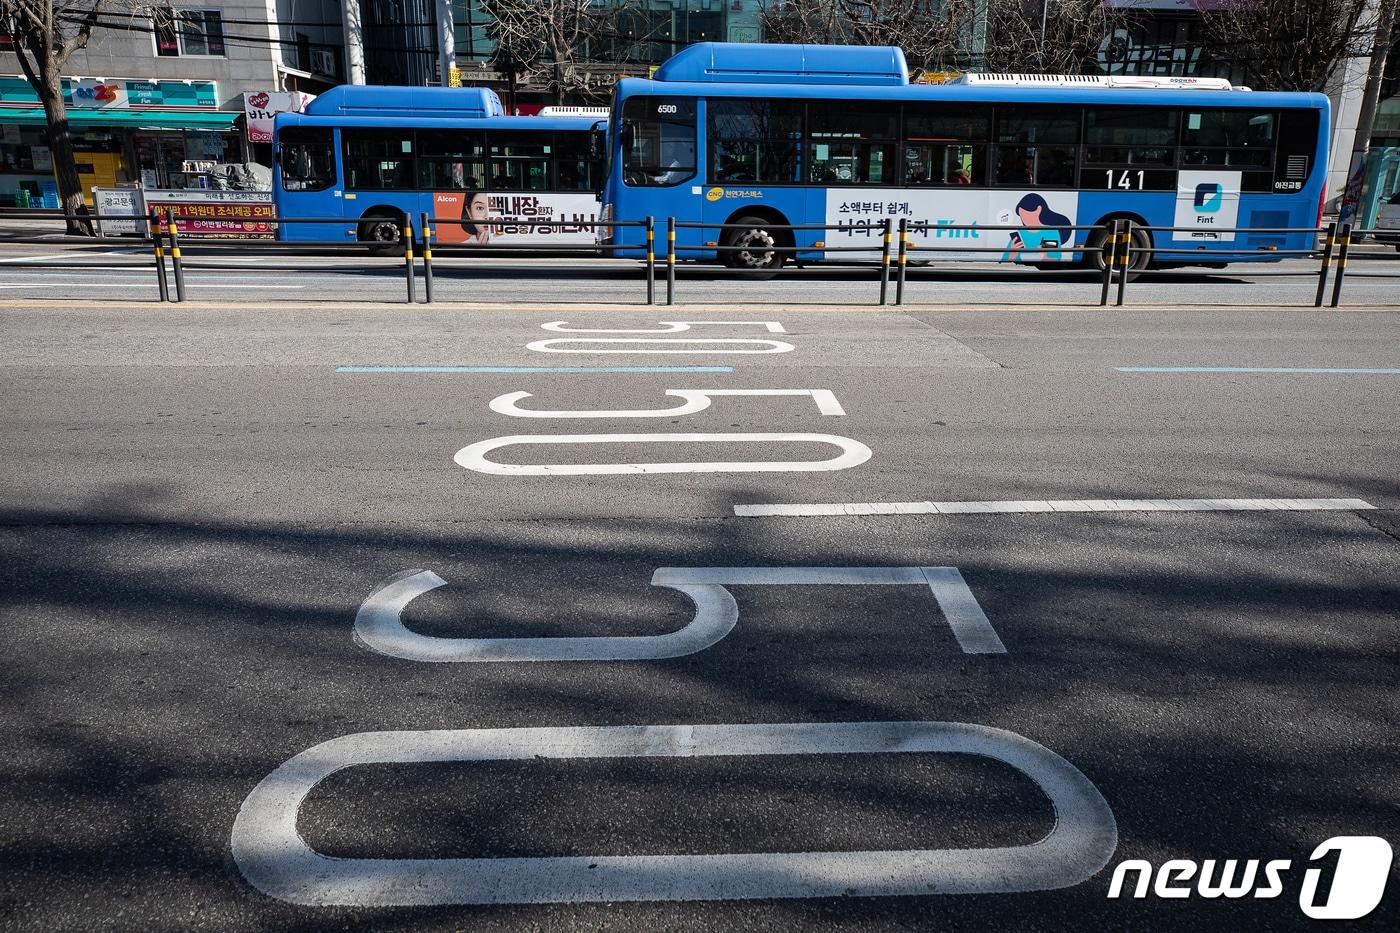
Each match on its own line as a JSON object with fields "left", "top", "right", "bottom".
{"left": 724, "top": 216, "right": 786, "bottom": 272}
{"left": 1084, "top": 223, "right": 1152, "bottom": 281}
{"left": 358, "top": 211, "right": 404, "bottom": 256}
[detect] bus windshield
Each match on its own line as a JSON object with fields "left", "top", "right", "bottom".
{"left": 621, "top": 96, "right": 696, "bottom": 187}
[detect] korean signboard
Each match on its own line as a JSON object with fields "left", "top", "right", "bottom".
{"left": 243, "top": 91, "right": 314, "bottom": 144}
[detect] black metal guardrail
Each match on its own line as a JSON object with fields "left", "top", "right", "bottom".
{"left": 414, "top": 212, "right": 654, "bottom": 304}
{"left": 2, "top": 210, "right": 1397, "bottom": 308}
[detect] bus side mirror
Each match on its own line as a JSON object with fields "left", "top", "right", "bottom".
{"left": 589, "top": 121, "right": 605, "bottom": 160}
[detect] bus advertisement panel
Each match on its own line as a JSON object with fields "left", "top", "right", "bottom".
{"left": 431, "top": 191, "right": 599, "bottom": 245}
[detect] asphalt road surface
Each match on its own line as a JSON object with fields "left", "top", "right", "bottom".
{"left": 2, "top": 303, "right": 1398, "bottom": 931}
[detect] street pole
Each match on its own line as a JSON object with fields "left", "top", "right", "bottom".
{"left": 342, "top": 0, "right": 366, "bottom": 84}
{"left": 435, "top": 0, "right": 456, "bottom": 86}
{"left": 1340, "top": 0, "right": 1397, "bottom": 226}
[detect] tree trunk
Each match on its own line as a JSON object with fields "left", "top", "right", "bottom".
{"left": 35, "top": 67, "right": 93, "bottom": 235}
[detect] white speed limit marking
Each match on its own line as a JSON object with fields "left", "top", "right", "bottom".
{"left": 353, "top": 565, "right": 1004, "bottom": 662}
{"left": 454, "top": 432, "right": 871, "bottom": 475}
{"left": 488, "top": 388, "right": 846, "bottom": 419}
{"left": 527, "top": 338, "right": 795, "bottom": 354}
{"left": 231, "top": 721, "right": 1116, "bottom": 906}
{"left": 540, "top": 321, "right": 788, "bottom": 334}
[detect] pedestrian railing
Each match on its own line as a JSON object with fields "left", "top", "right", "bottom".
{"left": 1, "top": 210, "right": 1396, "bottom": 308}
{"left": 414, "top": 213, "right": 654, "bottom": 304}
{"left": 1109, "top": 220, "right": 1340, "bottom": 307}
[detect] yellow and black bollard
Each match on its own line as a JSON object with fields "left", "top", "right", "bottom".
{"left": 165, "top": 210, "right": 186, "bottom": 302}
{"left": 148, "top": 211, "right": 169, "bottom": 302}
{"left": 403, "top": 220, "right": 417, "bottom": 304}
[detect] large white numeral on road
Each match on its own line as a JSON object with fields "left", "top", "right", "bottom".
{"left": 231, "top": 721, "right": 1118, "bottom": 906}
{"left": 541, "top": 321, "right": 788, "bottom": 334}
{"left": 489, "top": 389, "right": 846, "bottom": 419}
{"left": 527, "top": 338, "right": 795, "bottom": 354}
{"left": 454, "top": 432, "right": 870, "bottom": 475}
{"left": 354, "top": 565, "right": 1003, "bottom": 662}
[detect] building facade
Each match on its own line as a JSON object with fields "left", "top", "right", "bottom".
{"left": 0, "top": 0, "right": 343, "bottom": 207}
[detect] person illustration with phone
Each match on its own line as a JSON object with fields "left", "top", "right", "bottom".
{"left": 1000, "top": 192, "right": 1074, "bottom": 263}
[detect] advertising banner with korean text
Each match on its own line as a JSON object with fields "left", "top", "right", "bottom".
{"left": 144, "top": 189, "right": 276, "bottom": 238}
{"left": 431, "top": 192, "right": 599, "bottom": 245}
{"left": 244, "top": 91, "right": 314, "bottom": 144}
{"left": 824, "top": 189, "right": 1082, "bottom": 262}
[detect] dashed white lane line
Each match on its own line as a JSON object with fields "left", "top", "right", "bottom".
{"left": 733, "top": 497, "right": 1377, "bottom": 517}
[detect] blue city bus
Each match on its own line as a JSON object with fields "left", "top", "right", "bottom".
{"left": 600, "top": 43, "right": 1330, "bottom": 272}
{"left": 273, "top": 86, "right": 605, "bottom": 249}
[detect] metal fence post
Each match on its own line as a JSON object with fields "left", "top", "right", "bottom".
{"left": 420, "top": 211, "right": 434, "bottom": 304}
{"left": 666, "top": 216, "right": 676, "bottom": 306}
{"left": 1098, "top": 222, "right": 1115, "bottom": 307}
{"left": 645, "top": 216, "right": 656, "bottom": 305}
{"left": 879, "top": 217, "right": 892, "bottom": 305}
{"left": 147, "top": 210, "right": 169, "bottom": 303}
{"left": 1329, "top": 223, "right": 1352, "bottom": 308}
{"left": 895, "top": 217, "right": 908, "bottom": 306}
{"left": 1312, "top": 221, "right": 1336, "bottom": 308}
{"left": 402, "top": 220, "right": 417, "bottom": 304}
{"left": 1114, "top": 220, "right": 1130, "bottom": 307}
{"left": 165, "top": 209, "right": 186, "bottom": 302}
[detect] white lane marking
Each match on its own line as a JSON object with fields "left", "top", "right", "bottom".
{"left": 0, "top": 254, "right": 70, "bottom": 263}
{"left": 455, "top": 433, "right": 871, "bottom": 475}
{"left": 527, "top": 338, "right": 795, "bottom": 354}
{"left": 655, "top": 566, "right": 1005, "bottom": 654}
{"left": 0, "top": 282, "right": 304, "bottom": 289}
{"left": 734, "top": 496, "right": 1377, "bottom": 517}
{"left": 354, "top": 569, "right": 737, "bottom": 662}
{"left": 358, "top": 566, "right": 1001, "bottom": 661}
{"left": 541, "top": 321, "right": 788, "bottom": 333}
{"left": 230, "top": 720, "right": 1117, "bottom": 906}
{"left": 489, "top": 389, "right": 845, "bottom": 419}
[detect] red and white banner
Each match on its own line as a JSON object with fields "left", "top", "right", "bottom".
{"left": 243, "top": 90, "right": 314, "bottom": 144}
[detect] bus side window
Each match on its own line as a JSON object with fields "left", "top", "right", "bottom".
{"left": 994, "top": 106, "right": 1080, "bottom": 188}
{"left": 417, "top": 129, "right": 485, "bottom": 190}
{"left": 277, "top": 126, "right": 335, "bottom": 192}
{"left": 902, "top": 104, "right": 989, "bottom": 186}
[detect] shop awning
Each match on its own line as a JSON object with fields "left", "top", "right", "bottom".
{"left": 0, "top": 106, "right": 240, "bottom": 130}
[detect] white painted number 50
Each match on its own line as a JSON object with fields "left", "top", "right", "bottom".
{"left": 489, "top": 389, "right": 846, "bottom": 419}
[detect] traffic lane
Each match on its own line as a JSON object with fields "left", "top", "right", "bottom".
{"left": 1, "top": 510, "right": 1397, "bottom": 930}
{"left": 3, "top": 358, "right": 1397, "bottom": 524}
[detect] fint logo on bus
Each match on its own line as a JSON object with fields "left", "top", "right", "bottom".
{"left": 1194, "top": 183, "right": 1224, "bottom": 213}
{"left": 1106, "top": 836, "right": 1392, "bottom": 920}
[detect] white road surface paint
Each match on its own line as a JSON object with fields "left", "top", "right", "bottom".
{"left": 0, "top": 282, "right": 304, "bottom": 289}
{"left": 355, "top": 565, "right": 1002, "bottom": 662}
{"left": 489, "top": 389, "right": 845, "bottom": 419}
{"left": 455, "top": 432, "right": 871, "bottom": 475}
{"left": 541, "top": 321, "right": 788, "bottom": 333}
{"left": 354, "top": 568, "right": 737, "bottom": 662}
{"left": 230, "top": 720, "right": 1117, "bottom": 905}
{"left": 734, "top": 496, "right": 1377, "bottom": 517}
{"left": 527, "top": 338, "right": 795, "bottom": 354}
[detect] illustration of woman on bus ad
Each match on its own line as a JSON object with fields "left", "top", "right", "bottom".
{"left": 1001, "top": 192, "right": 1075, "bottom": 263}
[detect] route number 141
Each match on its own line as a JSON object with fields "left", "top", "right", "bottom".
{"left": 1105, "top": 170, "right": 1145, "bottom": 191}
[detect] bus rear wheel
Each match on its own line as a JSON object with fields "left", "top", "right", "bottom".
{"left": 724, "top": 216, "right": 786, "bottom": 272}
{"left": 358, "top": 211, "right": 404, "bottom": 256}
{"left": 1084, "top": 223, "right": 1152, "bottom": 281}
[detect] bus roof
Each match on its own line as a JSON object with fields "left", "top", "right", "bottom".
{"left": 304, "top": 85, "right": 506, "bottom": 119}
{"left": 617, "top": 74, "right": 1328, "bottom": 110}
{"left": 276, "top": 111, "right": 600, "bottom": 132}
{"left": 652, "top": 42, "right": 908, "bottom": 86}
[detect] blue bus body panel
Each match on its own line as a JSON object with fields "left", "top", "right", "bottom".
{"left": 273, "top": 104, "right": 601, "bottom": 242}
{"left": 606, "top": 74, "right": 1330, "bottom": 265}
{"left": 653, "top": 42, "right": 908, "bottom": 86}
